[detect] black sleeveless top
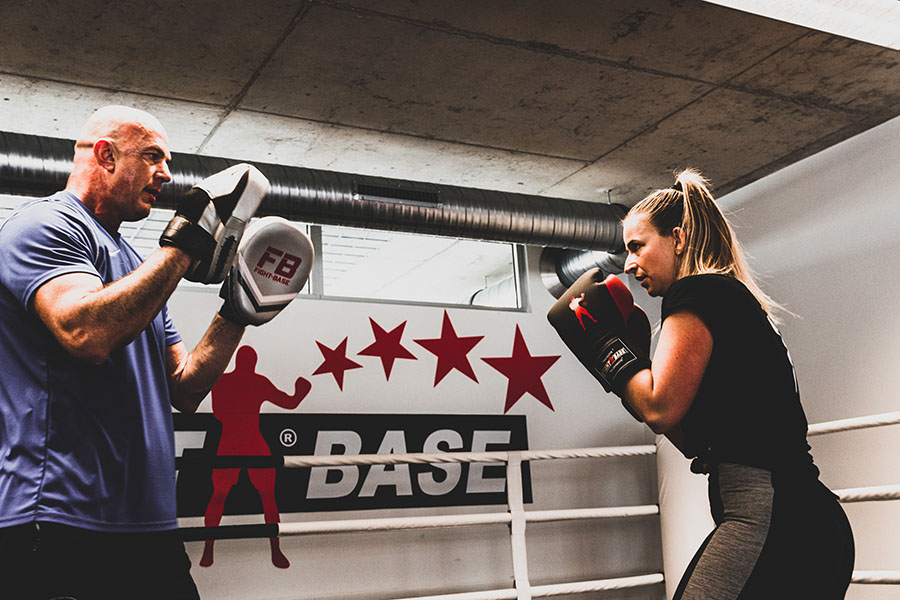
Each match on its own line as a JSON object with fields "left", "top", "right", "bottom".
{"left": 662, "top": 274, "right": 820, "bottom": 488}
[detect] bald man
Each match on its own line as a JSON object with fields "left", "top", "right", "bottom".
{"left": 0, "top": 106, "right": 246, "bottom": 599}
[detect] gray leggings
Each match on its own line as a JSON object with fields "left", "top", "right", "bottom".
{"left": 673, "top": 463, "right": 854, "bottom": 600}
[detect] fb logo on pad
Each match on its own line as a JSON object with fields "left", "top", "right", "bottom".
{"left": 255, "top": 246, "right": 303, "bottom": 285}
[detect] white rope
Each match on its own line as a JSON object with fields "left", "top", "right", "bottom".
{"left": 279, "top": 513, "right": 510, "bottom": 535}
{"left": 835, "top": 484, "right": 900, "bottom": 503}
{"left": 852, "top": 570, "right": 900, "bottom": 585}
{"left": 525, "top": 505, "right": 659, "bottom": 522}
{"left": 530, "top": 573, "right": 665, "bottom": 595}
{"left": 807, "top": 413, "right": 900, "bottom": 584}
{"left": 396, "top": 589, "right": 516, "bottom": 600}
{"left": 281, "top": 445, "right": 657, "bottom": 468}
{"left": 393, "top": 573, "right": 665, "bottom": 600}
{"left": 234, "top": 504, "right": 662, "bottom": 537}
{"left": 808, "top": 411, "right": 900, "bottom": 436}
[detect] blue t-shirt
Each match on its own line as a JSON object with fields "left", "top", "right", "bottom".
{"left": 0, "top": 191, "right": 183, "bottom": 532}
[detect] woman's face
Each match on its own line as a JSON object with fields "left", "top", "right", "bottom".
{"left": 623, "top": 213, "right": 682, "bottom": 297}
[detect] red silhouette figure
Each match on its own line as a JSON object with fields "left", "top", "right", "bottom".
{"left": 200, "top": 346, "right": 311, "bottom": 569}
{"left": 569, "top": 293, "right": 596, "bottom": 330}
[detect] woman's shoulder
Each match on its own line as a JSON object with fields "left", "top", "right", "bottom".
{"left": 663, "top": 274, "right": 755, "bottom": 319}
{"left": 669, "top": 273, "right": 750, "bottom": 297}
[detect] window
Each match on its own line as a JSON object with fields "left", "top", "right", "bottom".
{"left": 320, "top": 225, "right": 523, "bottom": 308}
{"left": 0, "top": 194, "right": 526, "bottom": 310}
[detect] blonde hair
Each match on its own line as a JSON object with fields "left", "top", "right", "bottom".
{"left": 627, "top": 168, "right": 779, "bottom": 317}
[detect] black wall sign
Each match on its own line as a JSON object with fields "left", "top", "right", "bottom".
{"left": 174, "top": 413, "right": 531, "bottom": 517}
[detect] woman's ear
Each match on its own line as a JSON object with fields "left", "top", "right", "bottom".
{"left": 673, "top": 227, "right": 686, "bottom": 255}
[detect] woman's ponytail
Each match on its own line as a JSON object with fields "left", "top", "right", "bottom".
{"left": 628, "top": 168, "right": 781, "bottom": 318}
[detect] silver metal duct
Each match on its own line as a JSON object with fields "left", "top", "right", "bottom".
{"left": 0, "top": 131, "right": 626, "bottom": 253}
{"left": 468, "top": 275, "right": 519, "bottom": 308}
{"left": 539, "top": 246, "right": 628, "bottom": 299}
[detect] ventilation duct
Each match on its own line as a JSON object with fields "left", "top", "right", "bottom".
{"left": 468, "top": 275, "right": 519, "bottom": 308}
{"left": 539, "top": 247, "right": 628, "bottom": 299}
{"left": 0, "top": 130, "right": 623, "bottom": 287}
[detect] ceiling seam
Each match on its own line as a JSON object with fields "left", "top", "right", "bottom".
{"left": 538, "top": 85, "right": 721, "bottom": 197}
{"left": 0, "top": 71, "right": 227, "bottom": 109}
{"left": 196, "top": 1, "right": 316, "bottom": 154}
{"left": 314, "top": 0, "right": 728, "bottom": 85}
{"left": 713, "top": 29, "right": 889, "bottom": 193}
{"left": 0, "top": 72, "right": 591, "bottom": 164}
{"left": 715, "top": 30, "right": 871, "bottom": 116}
{"left": 541, "top": 30, "right": 844, "bottom": 198}
{"left": 232, "top": 107, "right": 593, "bottom": 164}
{"left": 313, "top": 0, "right": 869, "bottom": 116}
{"left": 717, "top": 103, "right": 900, "bottom": 194}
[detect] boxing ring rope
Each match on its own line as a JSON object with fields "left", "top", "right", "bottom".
{"left": 806, "top": 411, "right": 900, "bottom": 504}
{"left": 179, "top": 412, "right": 900, "bottom": 595}
{"left": 180, "top": 445, "right": 663, "bottom": 600}
{"left": 176, "top": 444, "right": 657, "bottom": 470}
{"left": 806, "top": 411, "right": 900, "bottom": 586}
{"left": 807, "top": 410, "right": 900, "bottom": 437}
{"left": 851, "top": 572, "right": 900, "bottom": 585}
{"left": 834, "top": 485, "right": 900, "bottom": 503}
{"left": 180, "top": 505, "right": 661, "bottom": 540}
{"left": 393, "top": 574, "right": 667, "bottom": 600}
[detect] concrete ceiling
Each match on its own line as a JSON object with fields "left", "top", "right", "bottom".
{"left": 1, "top": 0, "right": 899, "bottom": 209}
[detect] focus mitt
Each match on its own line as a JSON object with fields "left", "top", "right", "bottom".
{"left": 219, "top": 216, "right": 314, "bottom": 326}
{"left": 160, "top": 163, "right": 268, "bottom": 283}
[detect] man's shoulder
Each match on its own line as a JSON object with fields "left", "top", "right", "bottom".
{"left": 13, "top": 191, "right": 86, "bottom": 219}
{"left": 1, "top": 192, "right": 94, "bottom": 240}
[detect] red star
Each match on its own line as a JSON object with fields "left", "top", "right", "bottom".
{"left": 414, "top": 310, "right": 484, "bottom": 386}
{"left": 358, "top": 318, "right": 417, "bottom": 380}
{"left": 482, "top": 325, "right": 561, "bottom": 413}
{"left": 312, "top": 337, "right": 364, "bottom": 391}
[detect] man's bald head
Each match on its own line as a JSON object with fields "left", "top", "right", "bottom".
{"left": 75, "top": 105, "right": 169, "bottom": 151}
{"left": 66, "top": 106, "right": 172, "bottom": 229}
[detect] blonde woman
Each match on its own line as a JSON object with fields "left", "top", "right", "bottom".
{"left": 549, "top": 169, "right": 854, "bottom": 599}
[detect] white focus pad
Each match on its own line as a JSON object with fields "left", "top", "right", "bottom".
{"left": 190, "top": 163, "right": 270, "bottom": 283}
{"left": 222, "top": 216, "right": 314, "bottom": 326}
{"left": 195, "top": 163, "right": 269, "bottom": 225}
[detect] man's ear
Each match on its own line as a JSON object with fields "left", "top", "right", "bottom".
{"left": 673, "top": 227, "right": 686, "bottom": 255}
{"left": 93, "top": 139, "right": 116, "bottom": 172}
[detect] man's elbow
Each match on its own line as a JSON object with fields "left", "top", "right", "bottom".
{"left": 169, "top": 381, "right": 206, "bottom": 414}
{"left": 57, "top": 329, "right": 114, "bottom": 364}
{"left": 171, "top": 394, "right": 203, "bottom": 414}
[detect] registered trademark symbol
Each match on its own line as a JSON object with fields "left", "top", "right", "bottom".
{"left": 280, "top": 428, "right": 298, "bottom": 447}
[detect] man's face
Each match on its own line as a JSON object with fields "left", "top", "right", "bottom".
{"left": 108, "top": 125, "right": 172, "bottom": 223}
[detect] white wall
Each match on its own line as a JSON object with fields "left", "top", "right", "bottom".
{"left": 166, "top": 109, "right": 900, "bottom": 599}
{"left": 167, "top": 245, "right": 663, "bottom": 600}
{"left": 719, "top": 114, "right": 900, "bottom": 600}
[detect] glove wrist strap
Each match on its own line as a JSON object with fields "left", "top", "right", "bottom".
{"left": 218, "top": 300, "right": 249, "bottom": 327}
{"left": 159, "top": 215, "right": 216, "bottom": 261}
{"left": 591, "top": 336, "right": 651, "bottom": 397}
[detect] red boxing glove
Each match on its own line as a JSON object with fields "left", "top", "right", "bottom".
{"left": 548, "top": 270, "right": 651, "bottom": 417}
